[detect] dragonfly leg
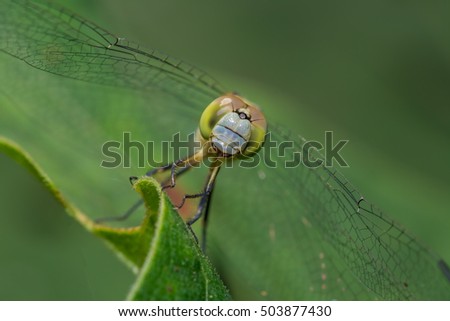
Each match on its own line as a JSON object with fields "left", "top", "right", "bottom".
{"left": 174, "top": 192, "right": 205, "bottom": 210}
{"left": 95, "top": 159, "right": 193, "bottom": 224}
{"left": 145, "top": 162, "right": 173, "bottom": 177}
{"left": 201, "top": 180, "right": 216, "bottom": 253}
{"left": 186, "top": 165, "right": 221, "bottom": 252}
{"left": 186, "top": 224, "right": 199, "bottom": 245}
{"left": 94, "top": 198, "right": 144, "bottom": 223}
{"left": 96, "top": 149, "right": 205, "bottom": 224}
{"left": 129, "top": 176, "right": 138, "bottom": 185}
{"left": 161, "top": 162, "right": 180, "bottom": 190}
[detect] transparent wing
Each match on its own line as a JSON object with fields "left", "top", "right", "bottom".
{"left": 1, "top": 0, "right": 449, "bottom": 300}
{"left": 0, "top": 0, "right": 225, "bottom": 105}
{"left": 0, "top": 0, "right": 222, "bottom": 229}
{"left": 210, "top": 126, "right": 450, "bottom": 299}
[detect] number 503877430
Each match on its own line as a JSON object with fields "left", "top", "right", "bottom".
{"left": 260, "top": 305, "right": 332, "bottom": 317}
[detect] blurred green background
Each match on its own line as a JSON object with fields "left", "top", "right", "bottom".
{"left": 1, "top": 0, "right": 449, "bottom": 299}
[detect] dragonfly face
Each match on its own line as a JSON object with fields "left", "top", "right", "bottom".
{"left": 197, "top": 95, "right": 267, "bottom": 158}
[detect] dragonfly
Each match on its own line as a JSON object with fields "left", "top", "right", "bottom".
{"left": 98, "top": 93, "right": 268, "bottom": 253}
{"left": 1, "top": 0, "right": 449, "bottom": 300}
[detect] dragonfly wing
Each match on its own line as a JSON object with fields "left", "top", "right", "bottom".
{"left": 208, "top": 126, "right": 450, "bottom": 300}
{"left": 0, "top": 0, "right": 225, "bottom": 106}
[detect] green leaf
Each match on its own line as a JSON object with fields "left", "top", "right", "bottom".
{"left": 0, "top": 136, "right": 93, "bottom": 230}
{"left": 0, "top": 137, "right": 230, "bottom": 300}
{"left": 125, "top": 177, "right": 230, "bottom": 300}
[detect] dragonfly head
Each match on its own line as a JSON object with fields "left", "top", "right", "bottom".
{"left": 198, "top": 94, "right": 267, "bottom": 158}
